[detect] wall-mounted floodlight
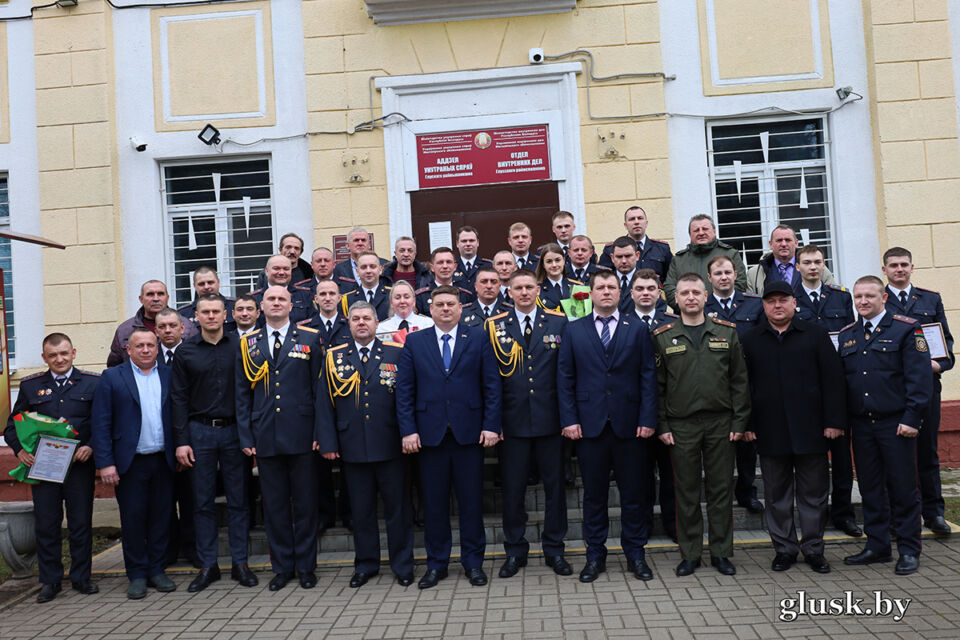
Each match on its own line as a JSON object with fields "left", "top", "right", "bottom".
{"left": 198, "top": 124, "right": 221, "bottom": 146}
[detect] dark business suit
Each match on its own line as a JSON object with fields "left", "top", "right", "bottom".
{"left": 557, "top": 313, "right": 658, "bottom": 564}
{"left": 396, "top": 323, "right": 502, "bottom": 571}
{"left": 488, "top": 309, "right": 568, "bottom": 559}
{"left": 316, "top": 340, "right": 413, "bottom": 577}
{"left": 4, "top": 369, "right": 99, "bottom": 586}
{"left": 742, "top": 318, "right": 847, "bottom": 558}
{"left": 236, "top": 324, "right": 324, "bottom": 577}
{"left": 91, "top": 362, "right": 175, "bottom": 580}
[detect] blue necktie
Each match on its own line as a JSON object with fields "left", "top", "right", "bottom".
{"left": 599, "top": 317, "right": 613, "bottom": 348}
{"left": 441, "top": 334, "right": 452, "bottom": 371}
{"left": 778, "top": 263, "right": 789, "bottom": 280}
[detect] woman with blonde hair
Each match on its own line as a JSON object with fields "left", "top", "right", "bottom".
{"left": 376, "top": 279, "right": 434, "bottom": 341}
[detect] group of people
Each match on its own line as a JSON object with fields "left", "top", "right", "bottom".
{"left": 4, "top": 206, "right": 953, "bottom": 603}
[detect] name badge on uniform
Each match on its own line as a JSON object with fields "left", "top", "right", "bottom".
{"left": 708, "top": 338, "right": 729, "bottom": 350}
{"left": 665, "top": 345, "right": 686, "bottom": 355}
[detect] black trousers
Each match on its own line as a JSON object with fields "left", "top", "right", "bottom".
{"left": 851, "top": 417, "right": 921, "bottom": 557}
{"left": 32, "top": 458, "right": 95, "bottom": 585}
{"left": 317, "top": 456, "right": 351, "bottom": 528}
{"left": 759, "top": 453, "right": 828, "bottom": 558}
{"left": 577, "top": 425, "right": 652, "bottom": 564}
{"left": 651, "top": 439, "right": 676, "bottom": 533}
{"left": 342, "top": 457, "right": 413, "bottom": 576}
{"left": 918, "top": 378, "right": 944, "bottom": 520}
{"left": 167, "top": 467, "right": 195, "bottom": 564}
{"left": 115, "top": 453, "right": 174, "bottom": 580}
{"left": 258, "top": 453, "right": 318, "bottom": 575}
{"left": 734, "top": 440, "right": 758, "bottom": 504}
{"left": 826, "top": 431, "right": 855, "bottom": 524}
{"left": 499, "top": 433, "right": 567, "bottom": 558}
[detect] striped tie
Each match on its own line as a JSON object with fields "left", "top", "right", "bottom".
{"left": 599, "top": 317, "right": 613, "bottom": 348}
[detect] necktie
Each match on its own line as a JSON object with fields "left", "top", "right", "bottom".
{"left": 165, "top": 349, "right": 174, "bottom": 366}
{"left": 518, "top": 257, "right": 526, "bottom": 270}
{"left": 778, "top": 263, "right": 789, "bottom": 279}
{"left": 621, "top": 275, "right": 628, "bottom": 290}
{"left": 272, "top": 331, "right": 282, "bottom": 360}
{"left": 367, "top": 290, "right": 374, "bottom": 303}
{"left": 562, "top": 245, "right": 568, "bottom": 255}
{"left": 810, "top": 291, "right": 819, "bottom": 305}
{"left": 398, "top": 319, "right": 409, "bottom": 331}
{"left": 599, "top": 317, "right": 613, "bottom": 348}
{"left": 325, "top": 320, "right": 333, "bottom": 333}
{"left": 441, "top": 334, "right": 452, "bottom": 371}
{"left": 642, "top": 315, "right": 652, "bottom": 329}
{"left": 863, "top": 321, "right": 872, "bottom": 340}
{"left": 899, "top": 291, "right": 908, "bottom": 306}
{"left": 465, "top": 261, "right": 472, "bottom": 272}
{"left": 483, "top": 306, "right": 491, "bottom": 319}
{"left": 523, "top": 316, "right": 532, "bottom": 347}
{"left": 720, "top": 297, "right": 731, "bottom": 312}
{"left": 360, "top": 346, "right": 369, "bottom": 364}
{"left": 576, "top": 269, "right": 584, "bottom": 282}
{"left": 55, "top": 376, "right": 66, "bottom": 388}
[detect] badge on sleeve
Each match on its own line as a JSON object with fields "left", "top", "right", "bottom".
{"left": 915, "top": 330, "right": 928, "bottom": 353}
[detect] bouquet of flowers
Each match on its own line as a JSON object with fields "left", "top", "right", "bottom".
{"left": 560, "top": 285, "right": 593, "bottom": 320}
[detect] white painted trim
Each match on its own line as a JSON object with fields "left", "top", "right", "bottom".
{"left": 948, "top": 0, "right": 960, "bottom": 144}
{"left": 659, "top": 0, "right": 879, "bottom": 284}
{"left": 376, "top": 63, "right": 584, "bottom": 248}
{"left": 705, "top": 0, "right": 825, "bottom": 86}
{"left": 113, "top": 0, "right": 312, "bottom": 316}
{"left": 158, "top": 10, "right": 268, "bottom": 122}
{"left": 0, "top": 15, "right": 43, "bottom": 369}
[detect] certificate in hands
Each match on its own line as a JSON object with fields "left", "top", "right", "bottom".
{"left": 26, "top": 436, "right": 78, "bottom": 484}
{"left": 921, "top": 323, "right": 949, "bottom": 360}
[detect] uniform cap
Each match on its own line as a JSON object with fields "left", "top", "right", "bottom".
{"left": 762, "top": 281, "right": 795, "bottom": 299}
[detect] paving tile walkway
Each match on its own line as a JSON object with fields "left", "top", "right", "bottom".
{"left": 2, "top": 537, "right": 958, "bottom": 639}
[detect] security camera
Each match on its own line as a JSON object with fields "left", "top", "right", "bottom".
{"left": 129, "top": 136, "right": 147, "bottom": 152}
{"left": 529, "top": 48, "right": 544, "bottom": 64}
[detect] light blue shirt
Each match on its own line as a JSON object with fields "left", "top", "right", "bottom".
{"left": 435, "top": 326, "right": 457, "bottom": 362}
{"left": 131, "top": 360, "right": 164, "bottom": 454}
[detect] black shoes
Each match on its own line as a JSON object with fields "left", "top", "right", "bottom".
{"left": 895, "top": 554, "right": 920, "bottom": 576}
{"left": 465, "top": 567, "right": 488, "bottom": 586}
{"left": 739, "top": 498, "right": 764, "bottom": 514}
{"left": 268, "top": 572, "right": 294, "bottom": 591}
{"left": 418, "top": 568, "right": 448, "bottom": 589}
{"left": 804, "top": 555, "right": 831, "bottom": 574}
{"left": 578, "top": 560, "right": 606, "bottom": 583}
{"left": 711, "top": 557, "right": 736, "bottom": 575}
{"left": 396, "top": 573, "right": 415, "bottom": 587}
{"left": 127, "top": 578, "right": 147, "bottom": 600}
{"left": 626, "top": 557, "right": 653, "bottom": 581}
{"left": 231, "top": 563, "right": 259, "bottom": 587}
{"left": 835, "top": 519, "right": 864, "bottom": 537}
{"left": 36, "top": 582, "right": 61, "bottom": 603}
{"left": 148, "top": 573, "right": 177, "bottom": 592}
{"left": 771, "top": 553, "right": 796, "bottom": 572}
{"left": 498, "top": 556, "right": 527, "bottom": 578}
{"left": 926, "top": 516, "right": 951, "bottom": 535}
{"left": 299, "top": 572, "right": 318, "bottom": 589}
{"left": 71, "top": 580, "right": 99, "bottom": 595}
{"left": 544, "top": 555, "right": 573, "bottom": 576}
{"left": 187, "top": 566, "right": 221, "bottom": 593}
{"left": 843, "top": 548, "right": 892, "bottom": 566}
{"left": 349, "top": 571, "right": 377, "bottom": 588}
{"left": 675, "top": 558, "right": 700, "bottom": 577}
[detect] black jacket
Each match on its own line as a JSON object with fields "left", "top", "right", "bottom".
{"left": 741, "top": 318, "right": 847, "bottom": 455}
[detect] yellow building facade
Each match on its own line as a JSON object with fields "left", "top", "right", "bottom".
{"left": 0, "top": 0, "right": 956, "bottom": 406}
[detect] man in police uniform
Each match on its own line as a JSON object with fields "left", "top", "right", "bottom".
{"left": 793, "top": 244, "right": 860, "bottom": 537}
{"left": 340, "top": 251, "right": 392, "bottom": 321}
{"left": 493, "top": 250, "right": 518, "bottom": 305}
{"left": 488, "top": 269, "right": 571, "bottom": 578}
{"left": 839, "top": 275, "right": 932, "bottom": 575}
{"left": 704, "top": 255, "right": 764, "bottom": 515}
{"left": 414, "top": 247, "right": 474, "bottom": 314}
{"left": 599, "top": 206, "right": 673, "bottom": 281}
{"left": 882, "top": 246, "right": 954, "bottom": 535}
{"left": 455, "top": 226, "right": 492, "bottom": 290}
{"left": 607, "top": 236, "right": 641, "bottom": 314}
{"left": 177, "top": 266, "right": 236, "bottom": 332}
{"left": 251, "top": 255, "right": 314, "bottom": 325}
{"left": 462, "top": 267, "right": 513, "bottom": 327}
{"left": 299, "top": 278, "right": 352, "bottom": 349}
{"left": 508, "top": 222, "right": 539, "bottom": 271}
{"left": 316, "top": 301, "right": 414, "bottom": 588}
{"left": 236, "top": 285, "right": 324, "bottom": 590}
{"left": 233, "top": 294, "right": 260, "bottom": 336}
{"left": 653, "top": 273, "right": 750, "bottom": 577}
{"left": 295, "top": 247, "right": 337, "bottom": 291}
{"left": 4, "top": 333, "right": 100, "bottom": 602}
{"left": 630, "top": 269, "right": 677, "bottom": 542}
{"left": 566, "top": 235, "right": 602, "bottom": 283}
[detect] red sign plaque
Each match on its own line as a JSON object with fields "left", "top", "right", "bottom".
{"left": 416, "top": 125, "right": 551, "bottom": 189}
{"left": 332, "top": 233, "right": 375, "bottom": 262}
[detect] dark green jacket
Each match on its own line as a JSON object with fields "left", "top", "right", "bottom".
{"left": 662, "top": 238, "right": 747, "bottom": 310}
{"left": 652, "top": 316, "right": 751, "bottom": 434}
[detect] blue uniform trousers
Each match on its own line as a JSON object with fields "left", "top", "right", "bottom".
{"left": 257, "top": 453, "right": 318, "bottom": 576}
{"left": 32, "top": 459, "right": 95, "bottom": 585}
{"left": 189, "top": 420, "right": 250, "bottom": 567}
{"left": 918, "top": 377, "right": 944, "bottom": 520}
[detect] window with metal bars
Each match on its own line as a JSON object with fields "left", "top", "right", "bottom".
{"left": 707, "top": 117, "right": 836, "bottom": 275}
{"left": 161, "top": 158, "right": 275, "bottom": 308}
{"left": 0, "top": 175, "right": 14, "bottom": 363}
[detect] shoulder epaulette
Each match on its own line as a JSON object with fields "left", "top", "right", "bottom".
{"left": 383, "top": 285, "right": 392, "bottom": 290}
{"left": 337, "top": 276, "right": 355, "bottom": 282}
{"left": 915, "top": 286, "right": 940, "bottom": 295}
{"left": 79, "top": 369, "right": 100, "bottom": 377}
{"left": 176, "top": 303, "right": 192, "bottom": 312}
{"left": 840, "top": 321, "right": 857, "bottom": 332}
{"left": 297, "top": 325, "right": 319, "bottom": 333}
{"left": 649, "top": 238, "right": 670, "bottom": 246}
{"left": 653, "top": 323, "right": 674, "bottom": 335}
{"left": 415, "top": 287, "right": 430, "bottom": 295}
{"left": 327, "top": 343, "right": 349, "bottom": 352}
{"left": 893, "top": 314, "right": 918, "bottom": 324}
{"left": 294, "top": 278, "right": 312, "bottom": 287}
{"left": 297, "top": 318, "right": 312, "bottom": 325}
{"left": 223, "top": 296, "right": 236, "bottom": 302}
{"left": 342, "top": 289, "right": 358, "bottom": 296}
{"left": 710, "top": 317, "right": 737, "bottom": 328}
{"left": 488, "top": 311, "right": 509, "bottom": 321}
{"left": 382, "top": 341, "right": 403, "bottom": 348}
{"left": 663, "top": 312, "right": 679, "bottom": 318}
{"left": 603, "top": 241, "right": 614, "bottom": 248}
{"left": 457, "top": 287, "right": 472, "bottom": 294}
{"left": 21, "top": 371, "right": 46, "bottom": 381}
{"left": 544, "top": 308, "right": 566, "bottom": 317}
{"left": 249, "top": 288, "right": 264, "bottom": 296}
{"left": 241, "top": 328, "right": 261, "bottom": 339}
{"left": 294, "top": 284, "right": 312, "bottom": 292}
{"left": 501, "top": 301, "right": 515, "bottom": 308}
{"left": 569, "top": 278, "right": 583, "bottom": 285}
{"left": 827, "top": 284, "right": 847, "bottom": 292}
